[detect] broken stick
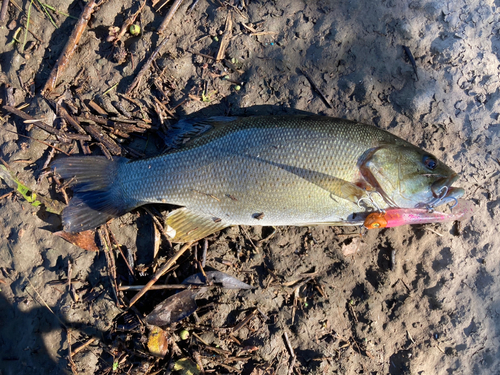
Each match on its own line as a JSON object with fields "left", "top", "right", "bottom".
{"left": 216, "top": 11, "right": 233, "bottom": 61}
{"left": 125, "top": 36, "right": 169, "bottom": 95}
{"left": 128, "top": 241, "right": 194, "bottom": 307}
{"left": 42, "top": 0, "right": 98, "bottom": 96}
{"left": 157, "top": 0, "right": 184, "bottom": 34}
{"left": 0, "top": 0, "right": 9, "bottom": 25}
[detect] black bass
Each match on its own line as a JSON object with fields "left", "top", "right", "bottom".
{"left": 52, "top": 115, "right": 463, "bottom": 242}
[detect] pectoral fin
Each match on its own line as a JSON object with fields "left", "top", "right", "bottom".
{"left": 166, "top": 208, "right": 229, "bottom": 243}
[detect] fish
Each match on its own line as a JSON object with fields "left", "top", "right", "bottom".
{"left": 364, "top": 199, "right": 474, "bottom": 229}
{"left": 51, "top": 115, "right": 464, "bottom": 242}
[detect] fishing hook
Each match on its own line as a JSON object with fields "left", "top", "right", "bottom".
{"left": 357, "top": 192, "right": 385, "bottom": 213}
{"left": 448, "top": 196, "right": 459, "bottom": 210}
{"left": 427, "top": 185, "right": 449, "bottom": 210}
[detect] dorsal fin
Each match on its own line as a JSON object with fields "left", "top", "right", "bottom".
{"left": 165, "top": 207, "right": 230, "bottom": 243}
{"left": 163, "top": 117, "right": 239, "bottom": 149}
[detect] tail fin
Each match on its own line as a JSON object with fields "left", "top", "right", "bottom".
{"left": 52, "top": 156, "right": 136, "bottom": 233}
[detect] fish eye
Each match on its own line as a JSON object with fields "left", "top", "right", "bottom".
{"left": 423, "top": 155, "right": 437, "bottom": 170}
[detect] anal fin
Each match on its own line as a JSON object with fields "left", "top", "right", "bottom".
{"left": 166, "top": 208, "right": 229, "bottom": 243}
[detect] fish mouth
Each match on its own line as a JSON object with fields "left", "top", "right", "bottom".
{"left": 425, "top": 174, "right": 464, "bottom": 208}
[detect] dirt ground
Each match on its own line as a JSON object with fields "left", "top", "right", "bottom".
{"left": 1, "top": 0, "right": 500, "bottom": 374}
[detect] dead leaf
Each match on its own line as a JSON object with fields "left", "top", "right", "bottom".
{"left": 54, "top": 230, "right": 99, "bottom": 251}
{"left": 145, "top": 289, "right": 198, "bottom": 327}
{"left": 147, "top": 326, "right": 169, "bottom": 357}
{"left": 173, "top": 358, "right": 201, "bottom": 375}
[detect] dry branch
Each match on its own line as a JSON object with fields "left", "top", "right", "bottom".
{"left": 41, "top": 0, "right": 98, "bottom": 96}
{"left": 59, "top": 106, "right": 87, "bottom": 135}
{"left": 125, "top": 36, "right": 169, "bottom": 95}
{"left": 128, "top": 241, "right": 194, "bottom": 307}
{"left": 299, "top": 68, "right": 333, "bottom": 109}
{"left": 3, "top": 105, "right": 73, "bottom": 147}
{"left": 157, "top": 0, "right": 184, "bottom": 34}
{"left": 216, "top": 11, "right": 233, "bottom": 61}
{"left": 0, "top": 0, "right": 9, "bottom": 25}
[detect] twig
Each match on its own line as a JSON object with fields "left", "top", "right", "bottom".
{"left": 23, "top": 23, "right": 43, "bottom": 43}
{"left": 72, "top": 337, "right": 98, "bottom": 356}
{"left": 0, "top": 192, "right": 13, "bottom": 201}
{"left": 425, "top": 227, "right": 443, "bottom": 237}
{"left": 128, "top": 241, "right": 195, "bottom": 307}
{"left": 3, "top": 105, "right": 69, "bottom": 141}
{"left": 390, "top": 249, "right": 396, "bottom": 270}
{"left": 239, "top": 225, "right": 259, "bottom": 253}
{"left": 67, "top": 259, "right": 78, "bottom": 303}
{"left": 106, "top": 225, "right": 135, "bottom": 278}
{"left": 407, "top": 330, "right": 415, "bottom": 344}
{"left": 157, "top": 0, "right": 184, "bottom": 34}
{"left": 402, "top": 45, "right": 419, "bottom": 81}
{"left": 125, "top": 36, "right": 170, "bottom": 95}
{"left": 283, "top": 331, "right": 296, "bottom": 375}
{"left": 83, "top": 123, "right": 122, "bottom": 155}
{"left": 26, "top": 277, "right": 67, "bottom": 328}
{"left": 250, "top": 31, "right": 278, "bottom": 36}
{"left": 216, "top": 10, "right": 232, "bottom": 61}
{"left": 52, "top": 174, "right": 71, "bottom": 204}
{"left": 143, "top": 206, "right": 172, "bottom": 248}
{"left": 98, "top": 227, "right": 123, "bottom": 307}
{"left": 59, "top": 106, "right": 87, "bottom": 135}
{"left": 119, "top": 284, "right": 192, "bottom": 291}
{"left": 87, "top": 100, "right": 108, "bottom": 116}
{"left": 347, "top": 300, "right": 358, "bottom": 323}
{"left": 188, "top": 50, "right": 215, "bottom": 60}
{"left": 41, "top": 0, "right": 98, "bottom": 96}
{"left": 299, "top": 68, "right": 332, "bottom": 109}
{"left": 2, "top": 128, "right": 70, "bottom": 155}
{"left": 232, "top": 309, "right": 258, "bottom": 334}
{"left": 283, "top": 332, "right": 294, "bottom": 357}
{"left": 193, "top": 351, "right": 205, "bottom": 374}
{"left": 113, "top": 0, "right": 146, "bottom": 44}
{"left": 0, "top": 0, "right": 10, "bottom": 25}
{"left": 186, "top": 0, "right": 200, "bottom": 14}
{"left": 67, "top": 329, "right": 78, "bottom": 374}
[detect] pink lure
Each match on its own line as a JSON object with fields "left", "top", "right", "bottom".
{"left": 364, "top": 199, "right": 474, "bottom": 229}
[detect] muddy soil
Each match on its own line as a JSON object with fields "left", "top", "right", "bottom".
{"left": 1, "top": 0, "right": 500, "bottom": 374}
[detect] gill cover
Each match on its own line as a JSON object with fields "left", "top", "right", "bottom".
{"left": 359, "top": 145, "right": 456, "bottom": 208}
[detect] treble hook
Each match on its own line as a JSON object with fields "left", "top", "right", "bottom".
{"left": 428, "top": 185, "right": 449, "bottom": 209}
{"left": 449, "top": 196, "right": 459, "bottom": 210}
{"left": 357, "top": 192, "right": 385, "bottom": 213}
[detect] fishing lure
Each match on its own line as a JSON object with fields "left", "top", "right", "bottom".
{"left": 364, "top": 199, "right": 474, "bottom": 229}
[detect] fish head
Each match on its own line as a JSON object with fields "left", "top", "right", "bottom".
{"left": 360, "top": 145, "right": 463, "bottom": 209}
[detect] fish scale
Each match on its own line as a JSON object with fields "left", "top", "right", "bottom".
{"left": 52, "top": 115, "right": 462, "bottom": 241}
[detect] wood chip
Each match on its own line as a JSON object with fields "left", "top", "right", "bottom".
{"left": 216, "top": 11, "right": 233, "bottom": 61}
